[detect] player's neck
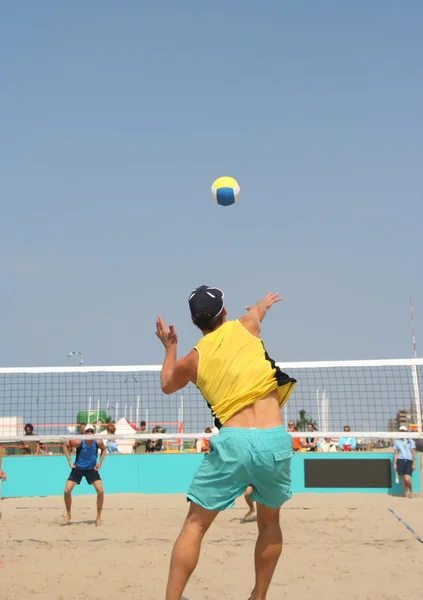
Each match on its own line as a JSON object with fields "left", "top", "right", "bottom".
{"left": 201, "top": 319, "right": 226, "bottom": 336}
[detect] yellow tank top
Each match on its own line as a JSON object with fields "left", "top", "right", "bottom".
{"left": 194, "top": 320, "right": 296, "bottom": 426}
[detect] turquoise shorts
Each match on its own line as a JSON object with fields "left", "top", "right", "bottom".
{"left": 187, "top": 426, "right": 293, "bottom": 511}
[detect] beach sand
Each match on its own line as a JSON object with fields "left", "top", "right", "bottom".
{"left": 1, "top": 492, "right": 422, "bottom": 600}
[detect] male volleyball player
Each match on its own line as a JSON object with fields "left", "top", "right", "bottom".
{"left": 62, "top": 424, "right": 107, "bottom": 526}
{"left": 156, "top": 286, "right": 296, "bottom": 600}
{"left": 394, "top": 425, "right": 416, "bottom": 498}
{"left": 0, "top": 467, "right": 6, "bottom": 520}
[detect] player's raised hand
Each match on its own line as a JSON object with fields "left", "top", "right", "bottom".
{"left": 156, "top": 316, "right": 178, "bottom": 348}
{"left": 246, "top": 292, "right": 283, "bottom": 311}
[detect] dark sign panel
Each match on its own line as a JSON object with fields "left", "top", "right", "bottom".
{"left": 304, "top": 458, "right": 392, "bottom": 488}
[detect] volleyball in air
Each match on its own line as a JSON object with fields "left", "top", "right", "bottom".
{"left": 211, "top": 176, "right": 240, "bottom": 206}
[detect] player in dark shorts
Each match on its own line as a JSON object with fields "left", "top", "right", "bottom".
{"left": 0, "top": 467, "right": 6, "bottom": 520}
{"left": 62, "top": 424, "right": 107, "bottom": 526}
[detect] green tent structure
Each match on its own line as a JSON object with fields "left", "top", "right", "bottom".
{"left": 76, "top": 410, "right": 111, "bottom": 429}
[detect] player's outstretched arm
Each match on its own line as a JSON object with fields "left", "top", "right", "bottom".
{"left": 239, "top": 292, "right": 282, "bottom": 335}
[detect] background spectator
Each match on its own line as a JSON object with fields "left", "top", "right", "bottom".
{"left": 134, "top": 420, "right": 148, "bottom": 454}
{"left": 19, "top": 423, "right": 41, "bottom": 455}
{"left": 339, "top": 425, "right": 357, "bottom": 451}
{"left": 302, "top": 423, "right": 318, "bottom": 452}
{"left": 146, "top": 426, "right": 163, "bottom": 453}
{"left": 196, "top": 427, "right": 212, "bottom": 453}
{"left": 104, "top": 423, "right": 119, "bottom": 454}
{"left": 287, "top": 421, "right": 301, "bottom": 452}
{"left": 319, "top": 437, "right": 338, "bottom": 452}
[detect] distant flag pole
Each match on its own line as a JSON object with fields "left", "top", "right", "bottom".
{"left": 409, "top": 298, "right": 421, "bottom": 433}
{"left": 410, "top": 298, "right": 418, "bottom": 359}
{"left": 67, "top": 350, "right": 84, "bottom": 366}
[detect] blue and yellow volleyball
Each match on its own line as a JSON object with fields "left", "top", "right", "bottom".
{"left": 211, "top": 176, "right": 240, "bottom": 207}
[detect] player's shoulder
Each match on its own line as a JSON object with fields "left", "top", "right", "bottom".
{"left": 194, "top": 320, "right": 239, "bottom": 350}
{"left": 237, "top": 314, "right": 260, "bottom": 337}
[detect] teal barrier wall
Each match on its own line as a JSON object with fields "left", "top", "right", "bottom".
{"left": 1, "top": 452, "right": 420, "bottom": 498}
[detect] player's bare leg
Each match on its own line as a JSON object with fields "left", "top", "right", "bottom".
{"left": 248, "top": 503, "right": 283, "bottom": 600}
{"left": 404, "top": 474, "right": 413, "bottom": 497}
{"left": 63, "top": 480, "right": 76, "bottom": 524}
{"left": 244, "top": 486, "right": 255, "bottom": 520}
{"left": 93, "top": 480, "right": 104, "bottom": 526}
{"left": 400, "top": 475, "right": 409, "bottom": 498}
{"left": 165, "top": 502, "right": 218, "bottom": 600}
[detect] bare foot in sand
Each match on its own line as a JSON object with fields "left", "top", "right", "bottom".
{"left": 244, "top": 509, "right": 255, "bottom": 521}
{"left": 63, "top": 512, "right": 71, "bottom": 525}
{"left": 96, "top": 516, "right": 102, "bottom": 526}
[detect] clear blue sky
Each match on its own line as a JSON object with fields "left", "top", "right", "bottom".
{"left": 1, "top": 1, "right": 422, "bottom": 368}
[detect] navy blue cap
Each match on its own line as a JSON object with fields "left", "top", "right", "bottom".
{"left": 188, "top": 286, "right": 224, "bottom": 319}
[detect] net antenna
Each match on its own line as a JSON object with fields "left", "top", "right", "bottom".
{"left": 409, "top": 298, "right": 422, "bottom": 432}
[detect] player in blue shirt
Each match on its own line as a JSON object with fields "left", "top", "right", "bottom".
{"left": 63, "top": 424, "right": 107, "bottom": 525}
{"left": 393, "top": 426, "right": 416, "bottom": 498}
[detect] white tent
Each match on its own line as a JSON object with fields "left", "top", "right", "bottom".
{"left": 109, "top": 417, "right": 137, "bottom": 454}
{"left": 0, "top": 416, "right": 24, "bottom": 437}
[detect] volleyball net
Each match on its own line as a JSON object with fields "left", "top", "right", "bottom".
{"left": 0, "top": 359, "right": 422, "bottom": 452}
